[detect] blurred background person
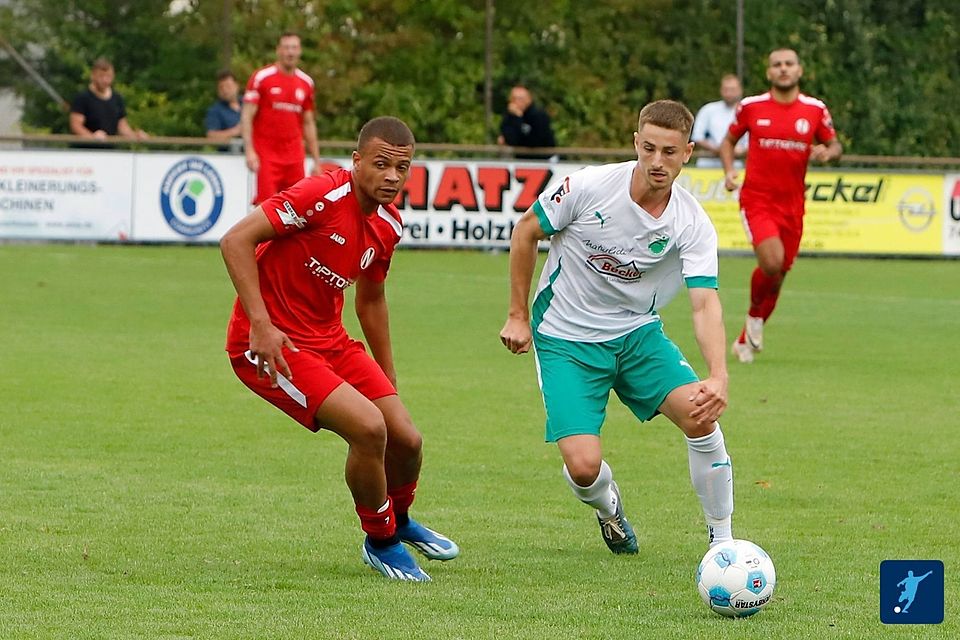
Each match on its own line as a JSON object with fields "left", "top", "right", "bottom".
{"left": 691, "top": 74, "right": 746, "bottom": 168}
{"left": 205, "top": 69, "right": 242, "bottom": 142}
{"left": 69, "top": 57, "right": 148, "bottom": 141}
{"left": 241, "top": 32, "right": 321, "bottom": 205}
{"left": 497, "top": 84, "right": 556, "bottom": 160}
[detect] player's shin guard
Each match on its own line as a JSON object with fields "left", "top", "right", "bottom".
{"left": 388, "top": 481, "right": 417, "bottom": 527}
{"left": 356, "top": 497, "right": 397, "bottom": 545}
{"left": 686, "top": 425, "right": 734, "bottom": 545}
{"left": 563, "top": 459, "right": 618, "bottom": 518}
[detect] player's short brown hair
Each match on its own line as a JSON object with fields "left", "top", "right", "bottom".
{"left": 357, "top": 116, "right": 415, "bottom": 150}
{"left": 91, "top": 57, "right": 113, "bottom": 72}
{"left": 637, "top": 100, "right": 694, "bottom": 140}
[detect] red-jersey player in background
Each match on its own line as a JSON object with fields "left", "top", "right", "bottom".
{"left": 220, "top": 116, "right": 458, "bottom": 582}
{"left": 241, "top": 32, "right": 322, "bottom": 205}
{"left": 720, "top": 48, "right": 843, "bottom": 363}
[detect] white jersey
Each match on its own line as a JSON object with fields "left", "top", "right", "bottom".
{"left": 531, "top": 161, "right": 719, "bottom": 342}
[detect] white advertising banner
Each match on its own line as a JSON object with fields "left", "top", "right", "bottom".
{"left": 0, "top": 150, "right": 134, "bottom": 240}
{"left": 944, "top": 173, "right": 960, "bottom": 256}
{"left": 392, "top": 159, "right": 579, "bottom": 248}
{"left": 130, "top": 154, "right": 252, "bottom": 242}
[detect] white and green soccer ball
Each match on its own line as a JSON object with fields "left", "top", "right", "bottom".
{"left": 696, "top": 539, "right": 776, "bottom": 618}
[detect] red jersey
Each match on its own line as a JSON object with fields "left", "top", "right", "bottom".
{"left": 728, "top": 92, "right": 836, "bottom": 210}
{"left": 243, "top": 64, "right": 315, "bottom": 162}
{"left": 226, "top": 168, "right": 403, "bottom": 354}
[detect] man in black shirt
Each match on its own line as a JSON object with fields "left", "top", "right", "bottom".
{"left": 497, "top": 84, "right": 556, "bottom": 160}
{"left": 69, "top": 58, "right": 148, "bottom": 141}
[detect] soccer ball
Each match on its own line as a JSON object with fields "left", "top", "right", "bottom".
{"left": 696, "top": 539, "right": 776, "bottom": 617}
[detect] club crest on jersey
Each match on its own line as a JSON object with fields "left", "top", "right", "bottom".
{"left": 586, "top": 254, "right": 644, "bottom": 281}
{"left": 550, "top": 176, "right": 572, "bottom": 204}
{"left": 648, "top": 234, "right": 670, "bottom": 254}
{"left": 276, "top": 200, "right": 307, "bottom": 228}
{"left": 795, "top": 118, "right": 811, "bottom": 134}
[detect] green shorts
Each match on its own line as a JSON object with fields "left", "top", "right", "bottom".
{"left": 532, "top": 321, "right": 699, "bottom": 442}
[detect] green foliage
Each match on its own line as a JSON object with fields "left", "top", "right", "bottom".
{"left": 2, "top": 0, "right": 959, "bottom": 154}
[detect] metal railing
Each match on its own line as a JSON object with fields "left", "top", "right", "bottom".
{"left": 3, "top": 133, "right": 960, "bottom": 168}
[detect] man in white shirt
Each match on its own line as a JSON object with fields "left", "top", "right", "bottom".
{"left": 692, "top": 74, "right": 747, "bottom": 167}
{"left": 499, "top": 100, "right": 734, "bottom": 556}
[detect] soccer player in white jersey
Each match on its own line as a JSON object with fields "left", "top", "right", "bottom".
{"left": 500, "top": 100, "right": 734, "bottom": 553}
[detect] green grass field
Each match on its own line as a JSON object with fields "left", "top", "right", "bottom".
{"left": 1, "top": 244, "right": 957, "bottom": 639}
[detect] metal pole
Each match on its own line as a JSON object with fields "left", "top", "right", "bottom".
{"left": 484, "top": 0, "right": 494, "bottom": 145}
{"left": 0, "top": 35, "right": 70, "bottom": 111}
{"left": 736, "top": 0, "right": 744, "bottom": 83}
{"left": 221, "top": 0, "right": 233, "bottom": 71}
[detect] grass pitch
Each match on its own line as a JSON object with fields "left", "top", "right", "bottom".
{"left": 0, "top": 244, "right": 957, "bottom": 639}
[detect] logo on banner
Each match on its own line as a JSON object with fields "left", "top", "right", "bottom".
{"left": 896, "top": 188, "right": 936, "bottom": 232}
{"left": 159, "top": 157, "right": 225, "bottom": 237}
{"left": 880, "top": 560, "right": 944, "bottom": 624}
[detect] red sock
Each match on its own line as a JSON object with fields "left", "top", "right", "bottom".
{"left": 389, "top": 481, "right": 417, "bottom": 525}
{"left": 356, "top": 497, "right": 396, "bottom": 540}
{"left": 748, "top": 267, "right": 784, "bottom": 322}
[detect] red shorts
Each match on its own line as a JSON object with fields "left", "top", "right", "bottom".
{"left": 739, "top": 194, "right": 804, "bottom": 271}
{"left": 253, "top": 159, "right": 305, "bottom": 205}
{"left": 229, "top": 341, "right": 396, "bottom": 431}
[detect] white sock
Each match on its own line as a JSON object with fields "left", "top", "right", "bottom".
{"left": 562, "top": 459, "right": 618, "bottom": 519}
{"left": 686, "top": 425, "right": 733, "bottom": 543}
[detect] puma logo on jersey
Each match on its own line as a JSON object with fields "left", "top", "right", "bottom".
{"left": 330, "top": 233, "right": 346, "bottom": 245}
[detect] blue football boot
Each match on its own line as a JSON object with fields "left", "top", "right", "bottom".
{"left": 596, "top": 482, "right": 638, "bottom": 554}
{"left": 361, "top": 538, "right": 431, "bottom": 582}
{"left": 397, "top": 518, "right": 460, "bottom": 561}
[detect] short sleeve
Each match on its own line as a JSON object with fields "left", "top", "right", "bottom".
{"left": 533, "top": 169, "right": 586, "bottom": 236}
{"left": 679, "top": 211, "right": 719, "bottom": 289}
{"left": 204, "top": 105, "right": 219, "bottom": 132}
{"left": 815, "top": 105, "right": 837, "bottom": 144}
{"left": 302, "top": 79, "right": 315, "bottom": 112}
{"left": 69, "top": 92, "right": 87, "bottom": 115}
{"left": 260, "top": 174, "right": 334, "bottom": 236}
{"left": 243, "top": 72, "right": 260, "bottom": 105}
{"left": 727, "top": 102, "right": 748, "bottom": 142}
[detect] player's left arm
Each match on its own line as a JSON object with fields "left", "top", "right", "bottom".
{"left": 355, "top": 275, "right": 397, "bottom": 387}
{"left": 688, "top": 286, "right": 729, "bottom": 424}
{"left": 302, "top": 110, "right": 321, "bottom": 176}
{"left": 810, "top": 107, "right": 843, "bottom": 163}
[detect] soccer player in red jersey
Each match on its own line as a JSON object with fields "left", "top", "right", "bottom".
{"left": 221, "top": 116, "right": 458, "bottom": 582}
{"left": 241, "top": 32, "right": 322, "bottom": 205}
{"left": 720, "top": 48, "right": 843, "bottom": 363}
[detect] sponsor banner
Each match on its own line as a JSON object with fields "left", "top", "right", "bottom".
{"left": 0, "top": 150, "right": 133, "bottom": 240}
{"left": 679, "top": 168, "right": 944, "bottom": 255}
{"left": 131, "top": 154, "right": 250, "bottom": 242}
{"left": 944, "top": 174, "right": 960, "bottom": 255}
{"left": 393, "top": 159, "right": 580, "bottom": 248}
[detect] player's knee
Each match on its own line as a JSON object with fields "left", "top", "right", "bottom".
{"left": 676, "top": 414, "right": 715, "bottom": 439}
{"left": 759, "top": 257, "right": 783, "bottom": 277}
{"left": 564, "top": 455, "right": 603, "bottom": 486}
{"left": 388, "top": 426, "right": 423, "bottom": 459}
{"left": 348, "top": 415, "right": 388, "bottom": 454}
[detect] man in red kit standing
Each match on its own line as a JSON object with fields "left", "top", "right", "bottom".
{"left": 720, "top": 48, "right": 843, "bottom": 363}
{"left": 242, "top": 32, "right": 322, "bottom": 204}
{"left": 220, "top": 116, "right": 458, "bottom": 582}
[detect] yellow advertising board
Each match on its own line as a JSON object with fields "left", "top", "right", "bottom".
{"left": 677, "top": 169, "right": 944, "bottom": 255}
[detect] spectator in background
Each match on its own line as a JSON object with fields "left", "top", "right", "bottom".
{"left": 497, "top": 84, "right": 556, "bottom": 160}
{"left": 205, "top": 70, "right": 242, "bottom": 141}
{"left": 242, "top": 32, "right": 321, "bottom": 205}
{"left": 69, "top": 57, "right": 148, "bottom": 141}
{"left": 691, "top": 74, "right": 746, "bottom": 168}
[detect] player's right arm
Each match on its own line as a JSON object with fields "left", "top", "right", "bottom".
{"left": 241, "top": 101, "right": 259, "bottom": 173}
{"left": 220, "top": 209, "right": 298, "bottom": 386}
{"left": 719, "top": 133, "right": 740, "bottom": 191}
{"left": 500, "top": 208, "right": 548, "bottom": 354}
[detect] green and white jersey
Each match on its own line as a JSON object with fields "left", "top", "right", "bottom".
{"left": 531, "top": 160, "right": 718, "bottom": 342}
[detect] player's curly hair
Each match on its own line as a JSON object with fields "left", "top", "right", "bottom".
{"left": 357, "top": 116, "right": 415, "bottom": 150}
{"left": 638, "top": 100, "right": 694, "bottom": 140}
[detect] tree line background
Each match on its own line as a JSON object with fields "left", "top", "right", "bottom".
{"left": 1, "top": 0, "right": 958, "bottom": 156}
